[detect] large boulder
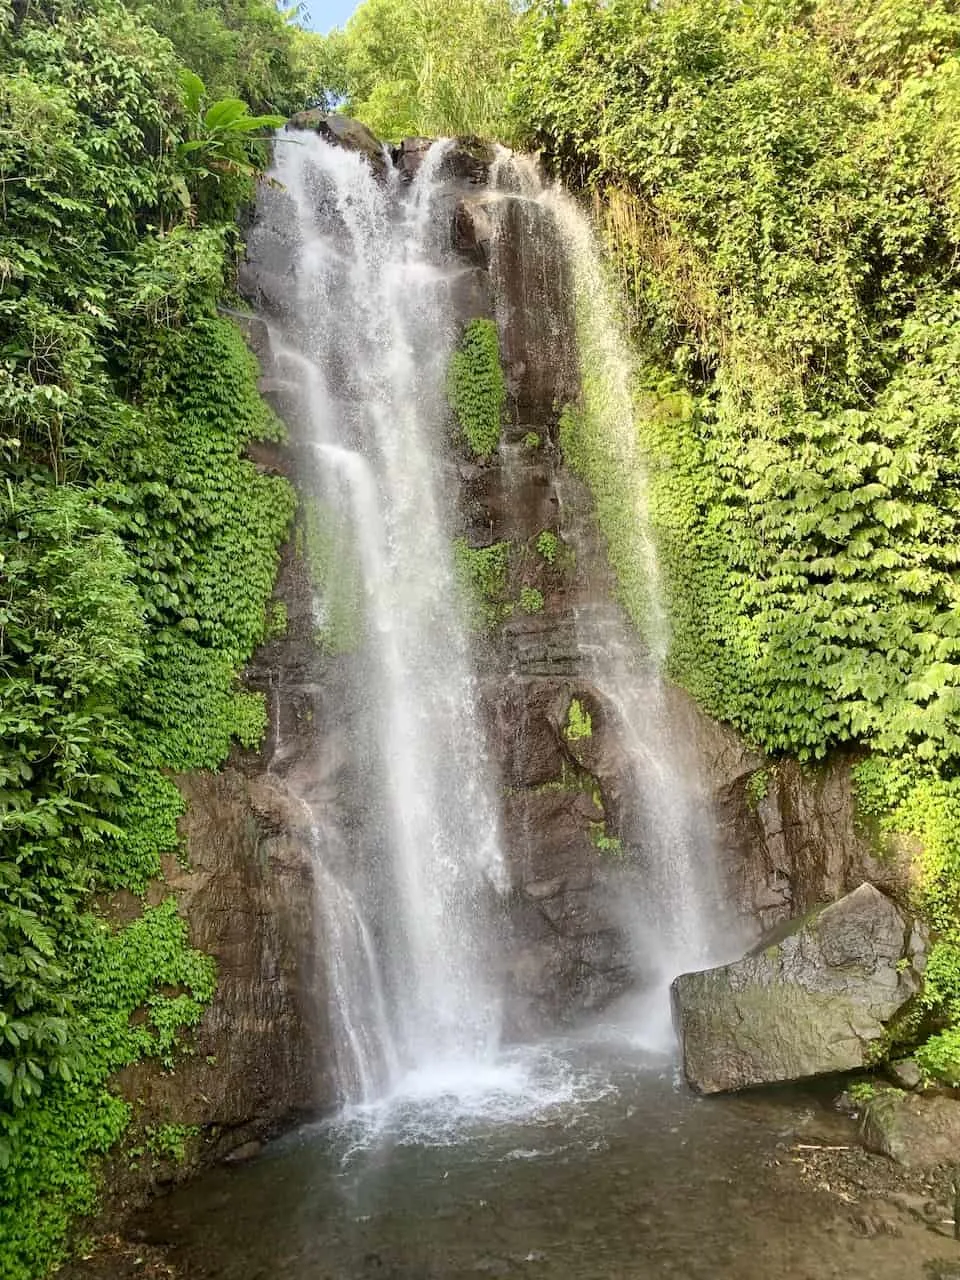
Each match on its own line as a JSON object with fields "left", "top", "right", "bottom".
{"left": 671, "top": 883, "right": 927, "bottom": 1093}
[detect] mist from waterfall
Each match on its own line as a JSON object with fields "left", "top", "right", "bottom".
{"left": 262, "top": 134, "right": 507, "bottom": 1106}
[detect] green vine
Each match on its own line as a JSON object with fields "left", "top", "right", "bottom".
{"left": 452, "top": 538, "right": 512, "bottom": 632}
{"left": 745, "top": 768, "right": 772, "bottom": 810}
{"left": 590, "top": 822, "right": 624, "bottom": 856}
{"left": 146, "top": 1122, "right": 201, "bottom": 1164}
{"left": 535, "top": 530, "right": 559, "bottom": 565}
{"left": 519, "top": 586, "right": 544, "bottom": 614}
{"left": 447, "top": 318, "right": 506, "bottom": 459}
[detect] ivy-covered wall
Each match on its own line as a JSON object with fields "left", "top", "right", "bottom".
{"left": 511, "top": 0, "right": 960, "bottom": 1082}
{"left": 0, "top": 1, "right": 317, "bottom": 1273}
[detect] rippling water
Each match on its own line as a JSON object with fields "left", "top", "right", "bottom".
{"left": 122, "top": 1037, "right": 955, "bottom": 1280}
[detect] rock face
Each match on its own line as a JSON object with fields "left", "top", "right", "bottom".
{"left": 111, "top": 769, "right": 326, "bottom": 1160}
{"left": 285, "top": 110, "right": 388, "bottom": 177}
{"left": 104, "top": 433, "right": 341, "bottom": 1201}
{"left": 671, "top": 884, "right": 927, "bottom": 1093}
{"left": 660, "top": 687, "right": 915, "bottom": 938}
{"left": 860, "top": 1089, "right": 960, "bottom": 1166}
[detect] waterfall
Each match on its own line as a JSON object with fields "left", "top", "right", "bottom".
{"left": 263, "top": 133, "right": 507, "bottom": 1104}
{"left": 488, "top": 152, "right": 733, "bottom": 1047}
{"left": 245, "top": 123, "right": 741, "bottom": 1117}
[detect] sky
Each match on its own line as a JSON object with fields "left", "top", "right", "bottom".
{"left": 302, "top": 1, "right": 357, "bottom": 32}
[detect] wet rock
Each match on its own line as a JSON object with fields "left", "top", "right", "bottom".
{"left": 657, "top": 686, "right": 915, "bottom": 940}
{"left": 436, "top": 136, "right": 495, "bottom": 183}
{"left": 485, "top": 192, "right": 579, "bottom": 421}
{"left": 561, "top": 688, "right": 618, "bottom": 778}
{"left": 460, "top": 438, "right": 558, "bottom": 542}
{"left": 285, "top": 111, "right": 388, "bottom": 178}
{"left": 671, "top": 884, "right": 927, "bottom": 1093}
{"left": 887, "top": 1058, "right": 923, "bottom": 1090}
{"left": 485, "top": 678, "right": 567, "bottom": 789}
{"left": 393, "top": 135, "right": 493, "bottom": 184}
{"left": 498, "top": 776, "right": 633, "bottom": 1031}
{"left": 860, "top": 1090, "right": 960, "bottom": 1167}
{"left": 113, "top": 765, "right": 326, "bottom": 1135}
{"left": 393, "top": 136, "right": 433, "bottom": 182}
{"left": 454, "top": 194, "right": 496, "bottom": 265}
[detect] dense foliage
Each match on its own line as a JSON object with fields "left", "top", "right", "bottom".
{"left": 0, "top": 0, "right": 309, "bottom": 1272}
{"left": 314, "top": 0, "right": 521, "bottom": 140}
{"left": 448, "top": 318, "right": 506, "bottom": 459}
{"left": 452, "top": 538, "right": 513, "bottom": 632}
{"left": 511, "top": 0, "right": 960, "bottom": 1079}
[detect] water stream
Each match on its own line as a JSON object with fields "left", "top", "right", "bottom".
{"left": 261, "top": 125, "right": 736, "bottom": 1118}
{"left": 265, "top": 134, "right": 507, "bottom": 1106}
{"left": 487, "top": 153, "right": 736, "bottom": 1049}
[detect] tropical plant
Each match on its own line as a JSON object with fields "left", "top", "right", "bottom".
{"left": 313, "top": 0, "right": 522, "bottom": 140}
{"left": 175, "top": 69, "right": 285, "bottom": 213}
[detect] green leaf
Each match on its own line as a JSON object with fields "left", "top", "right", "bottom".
{"left": 179, "top": 69, "right": 206, "bottom": 116}
{"left": 202, "top": 98, "right": 250, "bottom": 131}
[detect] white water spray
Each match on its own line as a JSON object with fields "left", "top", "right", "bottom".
{"left": 264, "top": 134, "right": 507, "bottom": 1103}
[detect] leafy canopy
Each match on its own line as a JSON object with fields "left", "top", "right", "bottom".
{"left": 314, "top": 0, "right": 523, "bottom": 141}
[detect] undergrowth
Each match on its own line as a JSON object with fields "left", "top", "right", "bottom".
{"left": 0, "top": 2, "right": 303, "bottom": 1272}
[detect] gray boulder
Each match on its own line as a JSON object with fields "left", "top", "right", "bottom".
{"left": 671, "top": 883, "right": 927, "bottom": 1093}
{"left": 860, "top": 1089, "right": 960, "bottom": 1166}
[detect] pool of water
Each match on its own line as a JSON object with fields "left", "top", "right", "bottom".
{"left": 116, "top": 1034, "right": 960, "bottom": 1280}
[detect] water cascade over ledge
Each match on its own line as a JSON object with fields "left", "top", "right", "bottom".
{"left": 252, "top": 134, "right": 509, "bottom": 1107}
{"left": 485, "top": 151, "right": 735, "bottom": 1048}
{"left": 243, "top": 125, "right": 736, "bottom": 1118}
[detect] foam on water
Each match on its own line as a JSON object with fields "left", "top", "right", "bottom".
{"left": 316, "top": 1039, "right": 636, "bottom": 1155}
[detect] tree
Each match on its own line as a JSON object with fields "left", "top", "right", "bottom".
{"left": 314, "top": 0, "right": 522, "bottom": 140}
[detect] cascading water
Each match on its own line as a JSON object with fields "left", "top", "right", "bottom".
{"left": 262, "top": 133, "right": 508, "bottom": 1106}
{"left": 249, "top": 123, "right": 739, "bottom": 1122}
{"left": 488, "top": 151, "right": 735, "bottom": 1046}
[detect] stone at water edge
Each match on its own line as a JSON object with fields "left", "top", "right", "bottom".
{"left": 860, "top": 1089, "right": 960, "bottom": 1167}
{"left": 670, "top": 882, "right": 927, "bottom": 1093}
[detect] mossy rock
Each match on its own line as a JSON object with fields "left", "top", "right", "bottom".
{"left": 672, "top": 884, "right": 928, "bottom": 1093}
